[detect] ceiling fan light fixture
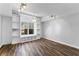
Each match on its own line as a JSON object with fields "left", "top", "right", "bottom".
{"left": 19, "top": 3, "right": 27, "bottom": 12}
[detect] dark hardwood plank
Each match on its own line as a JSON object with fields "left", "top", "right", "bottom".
{"left": 0, "top": 38, "right": 79, "bottom": 56}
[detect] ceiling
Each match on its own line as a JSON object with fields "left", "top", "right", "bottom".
{"left": 1, "top": 3, "right": 79, "bottom": 17}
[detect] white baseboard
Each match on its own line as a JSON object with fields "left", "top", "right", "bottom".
{"left": 43, "top": 37, "right": 79, "bottom": 49}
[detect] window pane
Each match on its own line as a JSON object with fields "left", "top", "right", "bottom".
{"left": 21, "top": 22, "right": 28, "bottom": 35}
{"left": 29, "top": 23, "right": 34, "bottom": 29}
{"left": 29, "top": 23, "right": 34, "bottom": 34}
{"left": 29, "top": 29, "right": 34, "bottom": 34}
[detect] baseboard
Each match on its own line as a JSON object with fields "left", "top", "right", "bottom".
{"left": 43, "top": 37, "right": 79, "bottom": 49}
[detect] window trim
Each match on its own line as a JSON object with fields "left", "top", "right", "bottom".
{"left": 20, "top": 21, "right": 37, "bottom": 38}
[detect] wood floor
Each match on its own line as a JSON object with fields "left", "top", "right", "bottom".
{"left": 0, "top": 38, "right": 79, "bottom": 56}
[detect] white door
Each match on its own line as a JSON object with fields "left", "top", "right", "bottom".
{"left": 2, "top": 16, "right": 12, "bottom": 45}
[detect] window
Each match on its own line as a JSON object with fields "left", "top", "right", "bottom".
{"left": 20, "top": 22, "right": 36, "bottom": 37}
{"left": 29, "top": 23, "right": 34, "bottom": 34}
{"left": 20, "top": 14, "right": 37, "bottom": 37}
{"left": 21, "top": 22, "right": 28, "bottom": 35}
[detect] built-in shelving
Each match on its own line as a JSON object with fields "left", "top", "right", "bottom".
{"left": 36, "top": 17, "right": 41, "bottom": 39}
{"left": 12, "top": 11, "right": 20, "bottom": 38}
{"left": 12, "top": 10, "right": 41, "bottom": 44}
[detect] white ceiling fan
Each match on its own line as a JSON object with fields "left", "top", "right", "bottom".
{"left": 19, "top": 0, "right": 27, "bottom": 12}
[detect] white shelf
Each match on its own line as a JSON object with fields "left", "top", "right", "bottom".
{"left": 12, "top": 35, "right": 18, "bottom": 37}
{"left": 36, "top": 20, "right": 41, "bottom": 39}
{"left": 12, "top": 11, "right": 20, "bottom": 39}
{"left": 12, "top": 22, "right": 19, "bottom": 24}
{"left": 12, "top": 19, "right": 19, "bottom": 23}
{"left": 20, "top": 34, "right": 36, "bottom": 38}
{"left": 12, "top": 29, "right": 19, "bottom": 30}
{"left": 12, "top": 14, "right": 19, "bottom": 21}
{"left": 12, "top": 27, "right": 19, "bottom": 30}
{"left": 12, "top": 23, "right": 19, "bottom": 29}
{"left": 12, "top": 30, "right": 19, "bottom": 36}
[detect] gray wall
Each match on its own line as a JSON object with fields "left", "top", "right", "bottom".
{"left": 0, "top": 3, "right": 12, "bottom": 17}
{"left": 2, "top": 16, "right": 12, "bottom": 45}
{"left": 41, "top": 13, "right": 79, "bottom": 48}
{"left": 0, "top": 16, "right": 12, "bottom": 45}
{"left": 0, "top": 16, "right": 1, "bottom": 45}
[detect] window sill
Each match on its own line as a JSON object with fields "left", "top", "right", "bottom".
{"left": 20, "top": 34, "right": 36, "bottom": 38}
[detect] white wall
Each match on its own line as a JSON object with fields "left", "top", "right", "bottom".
{"left": 41, "top": 13, "right": 79, "bottom": 48}
{"left": 0, "top": 16, "right": 1, "bottom": 45}
{"left": 0, "top": 16, "right": 12, "bottom": 45}
{"left": 0, "top": 3, "right": 12, "bottom": 17}
{"left": 2, "top": 16, "right": 12, "bottom": 45}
